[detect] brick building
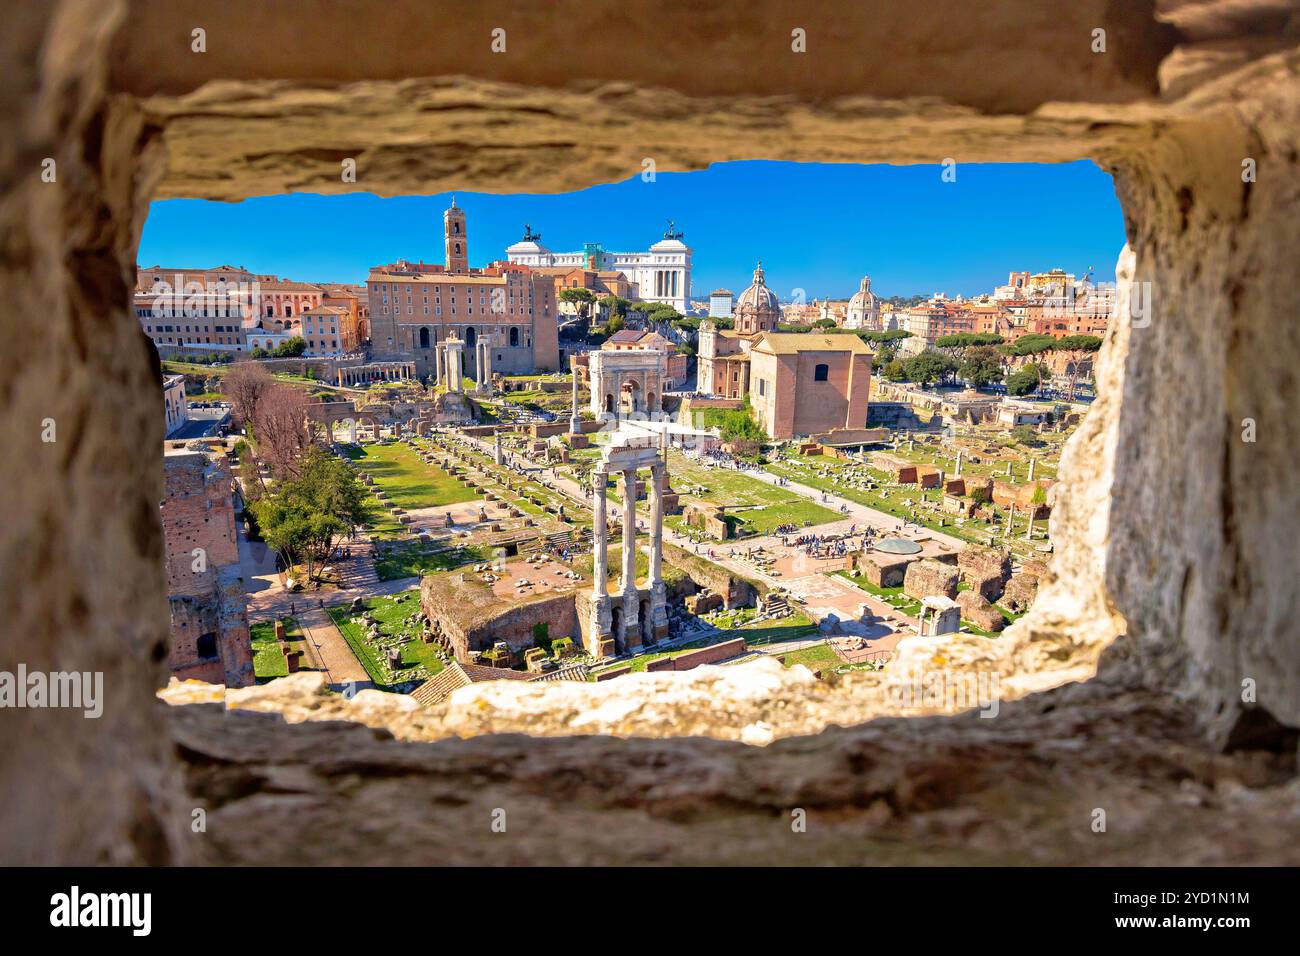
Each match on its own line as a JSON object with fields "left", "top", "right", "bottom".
{"left": 160, "top": 446, "right": 253, "bottom": 687}
{"left": 367, "top": 200, "right": 560, "bottom": 378}
{"left": 748, "top": 333, "right": 873, "bottom": 439}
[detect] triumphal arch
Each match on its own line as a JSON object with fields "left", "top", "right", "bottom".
{"left": 588, "top": 349, "right": 668, "bottom": 420}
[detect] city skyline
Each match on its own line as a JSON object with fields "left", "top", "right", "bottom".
{"left": 138, "top": 159, "right": 1126, "bottom": 302}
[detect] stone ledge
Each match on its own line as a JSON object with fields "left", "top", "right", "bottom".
{"left": 168, "top": 677, "right": 1300, "bottom": 865}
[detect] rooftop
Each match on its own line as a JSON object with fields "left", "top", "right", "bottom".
{"left": 752, "top": 332, "right": 874, "bottom": 355}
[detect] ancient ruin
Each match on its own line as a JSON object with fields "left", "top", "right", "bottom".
{"left": 2, "top": 2, "right": 1297, "bottom": 870}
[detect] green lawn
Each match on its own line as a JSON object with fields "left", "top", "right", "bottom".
{"left": 628, "top": 451, "right": 841, "bottom": 536}
{"left": 832, "top": 569, "right": 923, "bottom": 616}
{"left": 735, "top": 610, "right": 819, "bottom": 645}
{"left": 250, "top": 617, "right": 308, "bottom": 681}
{"left": 345, "top": 441, "right": 478, "bottom": 511}
{"left": 779, "top": 643, "right": 840, "bottom": 670}
{"left": 327, "top": 592, "right": 446, "bottom": 690}
{"left": 373, "top": 541, "right": 493, "bottom": 582}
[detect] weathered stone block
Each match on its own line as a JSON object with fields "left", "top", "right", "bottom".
{"left": 957, "top": 545, "right": 1012, "bottom": 602}
{"left": 903, "top": 559, "right": 959, "bottom": 600}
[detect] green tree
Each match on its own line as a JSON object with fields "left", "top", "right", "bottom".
{"left": 958, "top": 345, "right": 1005, "bottom": 388}
{"left": 1000, "top": 333, "right": 1056, "bottom": 358}
{"left": 936, "top": 332, "right": 1004, "bottom": 362}
{"left": 1006, "top": 363, "right": 1047, "bottom": 396}
{"left": 903, "top": 349, "right": 958, "bottom": 387}
{"left": 882, "top": 358, "right": 909, "bottom": 382}
{"left": 1010, "top": 425, "right": 1040, "bottom": 446}
{"left": 1052, "top": 334, "right": 1103, "bottom": 400}
{"left": 559, "top": 287, "right": 598, "bottom": 327}
{"left": 272, "top": 336, "right": 307, "bottom": 358}
{"left": 251, "top": 446, "right": 369, "bottom": 584}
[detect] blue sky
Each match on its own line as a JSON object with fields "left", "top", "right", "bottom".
{"left": 139, "top": 160, "right": 1125, "bottom": 300}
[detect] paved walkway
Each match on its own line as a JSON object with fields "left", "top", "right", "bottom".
{"left": 239, "top": 523, "right": 418, "bottom": 690}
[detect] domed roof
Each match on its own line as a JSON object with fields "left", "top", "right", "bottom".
{"left": 849, "top": 275, "right": 878, "bottom": 310}
{"left": 736, "top": 262, "right": 780, "bottom": 316}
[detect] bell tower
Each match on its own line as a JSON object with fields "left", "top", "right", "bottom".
{"left": 444, "top": 198, "right": 468, "bottom": 273}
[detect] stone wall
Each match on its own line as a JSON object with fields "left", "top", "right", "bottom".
{"left": 2, "top": 0, "right": 1298, "bottom": 865}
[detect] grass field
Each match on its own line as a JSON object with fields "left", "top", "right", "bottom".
{"left": 327, "top": 592, "right": 445, "bottom": 689}
{"left": 344, "top": 442, "right": 478, "bottom": 511}
{"left": 250, "top": 617, "right": 308, "bottom": 681}
{"left": 779, "top": 642, "right": 840, "bottom": 670}
{"left": 373, "top": 541, "right": 493, "bottom": 581}
{"left": 646, "top": 451, "right": 840, "bottom": 536}
{"left": 831, "top": 569, "right": 923, "bottom": 617}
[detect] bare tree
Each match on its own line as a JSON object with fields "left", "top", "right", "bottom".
{"left": 252, "top": 384, "right": 312, "bottom": 479}
{"left": 224, "top": 360, "right": 274, "bottom": 427}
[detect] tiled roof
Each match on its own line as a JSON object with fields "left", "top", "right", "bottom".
{"left": 410, "top": 660, "right": 537, "bottom": 708}
{"left": 752, "top": 332, "right": 873, "bottom": 355}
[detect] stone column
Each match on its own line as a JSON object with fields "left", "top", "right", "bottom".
{"left": 481, "top": 337, "right": 494, "bottom": 395}
{"left": 569, "top": 354, "right": 582, "bottom": 434}
{"left": 646, "top": 459, "right": 670, "bottom": 644}
{"left": 591, "top": 469, "right": 609, "bottom": 595}
{"left": 588, "top": 468, "right": 613, "bottom": 657}
{"left": 648, "top": 463, "right": 664, "bottom": 590}
{"left": 447, "top": 341, "right": 463, "bottom": 392}
{"left": 494, "top": 429, "right": 503, "bottom": 466}
{"left": 954, "top": 449, "right": 963, "bottom": 476}
{"left": 1028, "top": 457, "right": 1037, "bottom": 482}
{"left": 434, "top": 346, "right": 443, "bottom": 387}
{"left": 620, "top": 467, "right": 641, "bottom": 651}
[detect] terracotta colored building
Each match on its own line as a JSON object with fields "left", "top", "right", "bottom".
{"left": 368, "top": 201, "right": 560, "bottom": 378}
{"left": 699, "top": 263, "right": 873, "bottom": 438}
{"left": 749, "top": 333, "right": 873, "bottom": 439}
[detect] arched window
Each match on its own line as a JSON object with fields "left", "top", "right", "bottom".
{"left": 814, "top": 363, "right": 829, "bottom": 381}
{"left": 418, "top": 327, "right": 430, "bottom": 349}
{"left": 509, "top": 326, "right": 519, "bottom": 347}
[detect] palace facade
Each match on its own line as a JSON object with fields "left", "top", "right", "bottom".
{"left": 367, "top": 201, "right": 560, "bottom": 378}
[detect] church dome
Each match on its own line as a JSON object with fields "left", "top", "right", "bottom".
{"left": 735, "top": 262, "right": 780, "bottom": 318}
{"left": 848, "top": 275, "right": 878, "bottom": 311}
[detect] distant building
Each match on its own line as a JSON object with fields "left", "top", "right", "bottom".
{"left": 163, "top": 374, "right": 189, "bottom": 436}
{"left": 697, "top": 262, "right": 782, "bottom": 398}
{"left": 160, "top": 445, "right": 253, "bottom": 687}
{"left": 507, "top": 221, "right": 693, "bottom": 313}
{"left": 367, "top": 200, "right": 560, "bottom": 377}
{"left": 708, "top": 288, "right": 734, "bottom": 318}
{"left": 845, "top": 275, "right": 882, "bottom": 330}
